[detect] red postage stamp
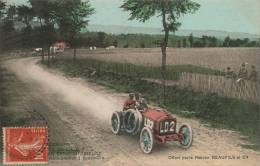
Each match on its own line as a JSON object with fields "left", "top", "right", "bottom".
{"left": 3, "top": 127, "right": 48, "bottom": 165}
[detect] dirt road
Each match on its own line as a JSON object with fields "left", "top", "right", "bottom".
{"left": 2, "top": 57, "right": 260, "bottom": 166}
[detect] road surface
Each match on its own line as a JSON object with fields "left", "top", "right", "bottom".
{"left": 2, "top": 57, "right": 260, "bottom": 166}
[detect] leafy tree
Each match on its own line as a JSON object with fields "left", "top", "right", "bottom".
{"left": 0, "top": 19, "right": 16, "bottom": 50}
{"left": 121, "top": 0, "right": 200, "bottom": 102}
{"left": 208, "top": 36, "right": 217, "bottom": 47}
{"left": 223, "top": 36, "right": 230, "bottom": 47}
{"left": 29, "top": 0, "right": 56, "bottom": 27}
{"left": 0, "top": 0, "right": 5, "bottom": 19}
{"left": 201, "top": 35, "right": 207, "bottom": 47}
{"left": 193, "top": 40, "right": 202, "bottom": 47}
{"left": 177, "top": 40, "right": 181, "bottom": 48}
{"left": 17, "top": 5, "right": 34, "bottom": 27}
{"left": 6, "top": 5, "right": 16, "bottom": 20}
{"left": 121, "top": 0, "right": 200, "bottom": 74}
{"left": 113, "top": 40, "right": 118, "bottom": 47}
{"left": 182, "top": 38, "right": 187, "bottom": 48}
{"left": 53, "top": 0, "right": 94, "bottom": 60}
{"left": 140, "top": 42, "right": 145, "bottom": 48}
{"left": 97, "top": 32, "right": 106, "bottom": 47}
{"left": 0, "top": 3, "right": 18, "bottom": 51}
{"left": 0, "top": 0, "right": 6, "bottom": 51}
{"left": 29, "top": 0, "right": 58, "bottom": 61}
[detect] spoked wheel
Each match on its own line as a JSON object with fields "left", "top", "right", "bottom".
{"left": 124, "top": 109, "right": 139, "bottom": 134}
{"left": 140, "top": 127, "right": 154, "bottom": 154}
{"left": 111, "top": 111, "right": 122, "bottom": 135}
{"left": 178, "top": 123, "right": 193, "bottom": 149}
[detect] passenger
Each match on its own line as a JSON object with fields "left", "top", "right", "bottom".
{"left": 138, "top": 98, "right": 148, "bottom": 110}
{"left": 134, "top": 93, "right": 148, "bottom": 110}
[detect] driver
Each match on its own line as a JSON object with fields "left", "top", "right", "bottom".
{"left": 123, "top": 93, "right": 136, "bottom": 111}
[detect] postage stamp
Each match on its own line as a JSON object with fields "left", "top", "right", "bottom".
{"left": 3, "top": 127, "right": 48, "bottom": 165}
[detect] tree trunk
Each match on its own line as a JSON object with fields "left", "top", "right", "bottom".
{"left": 41, "top": 49, "right": 44, "bottom": 61}
{"left": 161, "top": 9, "right": 169, "bottom": 105}
{"left": 40, "top": 18, "right": 44, "bottom": 62}
{"left": 73, "top": 47, "right": 76, "bottom": 61}
{"left": 47, "top": 47, "right": 50, "bottom": 66}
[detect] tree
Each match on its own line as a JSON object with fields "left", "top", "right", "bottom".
{"left": 223, "top": 36, "right": 230, "bottom": 47}
{"left": 0, "top": 0, "right": 6, "bottom": 51}
{"left": 6, "top": 5, "right": 16, "bottom": 20}
{"left": 177, "top": 40, "right": 181, "bottom": 48}
{"left": 0, "top": 3, "right": 18, "bottom": 51}
{"left": 189, "top": 33, "right": 193, "bottom": 47}
{"left": 201, "top": 35, "right": 207, "bottom": 47}
{"left": 113, "top": 40, "right": 118, "bottom": 47}
{"left": 0, "top": 19, "right": 16, "bottom": 50}
{"left": 97, "top": 32, "right": 106, "bottom": 47}
{"left": 29, "top": 0, "right": 58, "bottom": 61}
{"left": 0, "top": 0, "right": 5, "bottom": 19}
{"left": 53, "top": 0, "right": 94, "bottom": 60}
{"left": 182, "top": 38, "right": 187, "bottom": 48}
{"left": 208, "top": 36, "right": 217, "bottom": 47}
{"left": 17, "top": 5, "right": 34, "bottom": 27}
{"left": 121, "top": 0, "right": 200, "bottom": 102}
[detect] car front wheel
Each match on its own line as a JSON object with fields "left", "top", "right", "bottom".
{"left": 140, "top": 127, "right": 154, "bottom": 154}
{"left": 178, "top": 123, "right": 193, "bottom": 149}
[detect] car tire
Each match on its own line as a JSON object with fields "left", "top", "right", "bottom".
{"left": 132, "top": 110, "right": 143, "bottom": 135}
{"left": 111, "top": 111, "right": 122, "bottom": 135}
{"left": 178, "top": 123, "right": 193, "bottom": 149}
{"left": 140, "top": 127, "right": 154, "bottom": 154}
{"left": 124, "top": 109, "right": 138, "bottom": 134}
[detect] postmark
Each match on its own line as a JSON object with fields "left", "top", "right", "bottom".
{"left": 3, "top": 127, "right": 48, "bottom": 165}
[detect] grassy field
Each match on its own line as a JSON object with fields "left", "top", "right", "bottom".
{"left": 63, "top": 47, "right": 260, "bottom": 74}
{"left": 42, "top": 57, "right": 260, "bottom": 150}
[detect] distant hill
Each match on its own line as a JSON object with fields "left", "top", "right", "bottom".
{"left": 86, "top": 24, "right": 260, "bottom": 40}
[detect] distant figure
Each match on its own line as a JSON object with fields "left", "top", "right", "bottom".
{"left": 225, "top": 67, "right": 236, "bottom": 79}
{"left": 236, "top": 63, "right": 248, "bottom": 97}
{"left": 34, "top": 48, "right": 43, "bottom": 52}
{"left": 89, "top": 46, "right": 96, "bottom": 50}
{"left": 237, "top": 63, "right": 248, "bottom": 81}
{"left": 249, "top": 65, "right": 258, "bottom": 82}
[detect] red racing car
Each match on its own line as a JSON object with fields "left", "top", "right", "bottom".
{"left": 111, "top": 94, "right": 193, "bottom": 154}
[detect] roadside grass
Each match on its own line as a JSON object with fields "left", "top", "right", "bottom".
{"left": 0, "top": 66, "right": 29, "bottom": 152}
{"left": 41, "top": 59, "right": 260, "bottom": 151}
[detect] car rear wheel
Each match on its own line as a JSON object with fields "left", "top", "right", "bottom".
{"left": 111, "top": 111, "right": 122, "bottom": 135}
{"left": 140, "top": 127, "right": 154, "bottom": 154}
{"left": 178, "top": 123, "right": 193, "bottom": 149}
{"left": 132, "top": 111, "right": 143, "bottom": 135}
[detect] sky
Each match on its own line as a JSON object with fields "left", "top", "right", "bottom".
{"left": 6, "top": 0, "right": 260, "bottom": 34}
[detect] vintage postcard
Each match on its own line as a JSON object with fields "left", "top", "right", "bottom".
{"left": 0, "top": 0, "right": 259, "bottom": 165}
